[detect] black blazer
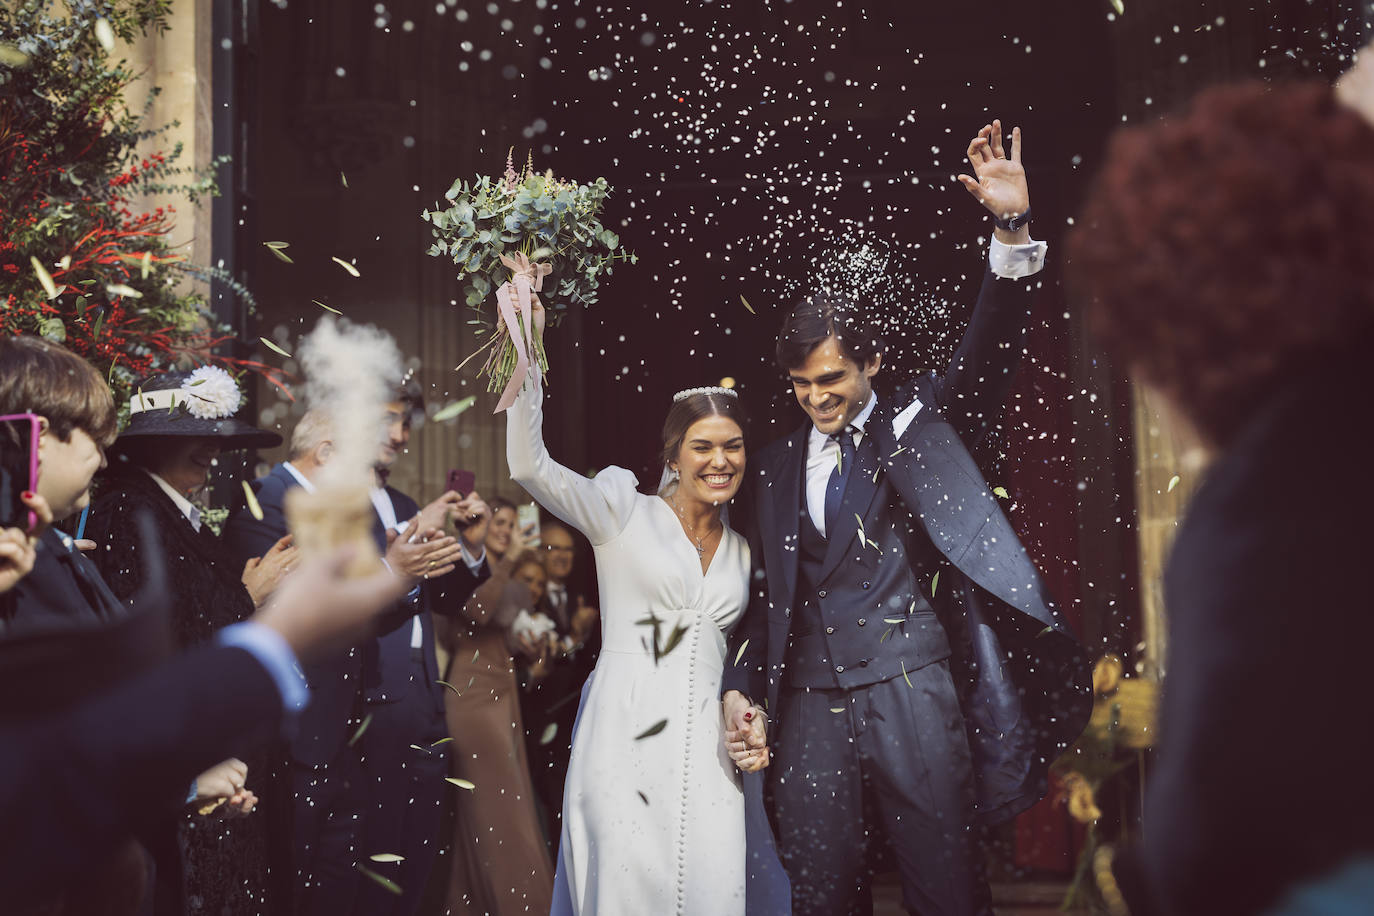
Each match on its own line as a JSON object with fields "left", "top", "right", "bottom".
{"left": 726, "top": 263, "right": 1092, "bottom": 824}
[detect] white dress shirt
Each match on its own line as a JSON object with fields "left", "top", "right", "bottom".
{"left": 805, "top": 394, "right": 878, "bottom": 538}
{"left": 801, "top": 237, "right": 1047, "bottom": 538}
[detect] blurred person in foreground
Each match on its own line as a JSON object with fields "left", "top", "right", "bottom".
{"left": 438, "top": 497, "right": 554, "bottom": 915}
{"left": 224, "top": 394, "right": 490, "bottom": 916}
{"left": 84, "top": 366, "right": 296, "bottom": 915}
{"left": 0, "top": 334, "right": 407, "bottom": 913}
{"left": 1067, "top": 79, "right": 1374, "bottom": 915}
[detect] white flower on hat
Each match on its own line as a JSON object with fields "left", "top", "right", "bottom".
{"left": 181, "top": 365, "right": 242, "bottom": 420}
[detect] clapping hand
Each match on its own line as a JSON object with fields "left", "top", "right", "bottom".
{"left": 385, "top": 515, "right": 464, "bottom": 581}
{"left": 956, "top": 119, "right": 1031, "bottom": 239}
{"left": 241, "top": 534, "right": 299, "bottom": 607}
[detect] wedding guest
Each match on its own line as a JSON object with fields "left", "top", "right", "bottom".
{"left": 84, "top": 366, "right": 295, "bottom": 916}
{"left": 225, "top": 400, "right": 489, "bottom": 916}
{"left": 359, "top": 381, "right": 492, "bottom": 916}
{"left": 437, "top": 499, "right": 554, "bottom": 916}
{"left": 1066, "top": 80, "right": 1374, "bottom": 915}
{"left": 520, "top": 520, "right": 599, "bottom": 850}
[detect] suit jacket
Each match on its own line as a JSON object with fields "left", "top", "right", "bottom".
{"left": 223, "top": 463, "right": 487, "bottom": 764}
{"left": 725, "top": 264, "right": 1092, "bottom": 824}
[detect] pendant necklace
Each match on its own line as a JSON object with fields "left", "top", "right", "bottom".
{"left": 668, "top": 494, "right": 715, "bottom": 559}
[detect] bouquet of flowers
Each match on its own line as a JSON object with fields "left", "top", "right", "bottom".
{"left": 422, "top": 153, "right": 635, "bottom": 410}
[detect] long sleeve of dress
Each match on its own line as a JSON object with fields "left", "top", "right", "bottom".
{"left": 506, "top": 373, "right": 639, "bottom": 547}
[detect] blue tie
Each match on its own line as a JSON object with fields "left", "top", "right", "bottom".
{"left": 823, "top": 427, "right": 857, "bottom": 538}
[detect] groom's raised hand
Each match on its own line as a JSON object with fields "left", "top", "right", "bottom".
{"left": 956, "top": 118, "right": 1031, "bottom": 245}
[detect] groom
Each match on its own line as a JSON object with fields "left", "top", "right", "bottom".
{"left": 723, "top": 121, "right": 1092, "bottom": 915}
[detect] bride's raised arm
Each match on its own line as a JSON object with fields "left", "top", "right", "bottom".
{"left": 505, "top": 310, "right": 637, "bottom": 546}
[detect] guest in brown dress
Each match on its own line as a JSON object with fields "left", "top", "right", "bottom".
{"left": 438, "top": 498, "right": 554, "bottom": 916}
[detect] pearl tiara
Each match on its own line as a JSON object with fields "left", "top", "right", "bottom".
{"left": 672, "top": 386, "right": 739, "bottom": 403}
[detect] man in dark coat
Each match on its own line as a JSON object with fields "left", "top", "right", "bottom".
{"left": 224, "top": 393, "right": 490, "bottom": 916}
{"left": 723, "top": 120, "right": 1091, "bottom": 916}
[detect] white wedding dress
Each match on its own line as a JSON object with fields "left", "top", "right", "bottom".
{"left": 507, "top": 375, "right": 748, "bottom": 916}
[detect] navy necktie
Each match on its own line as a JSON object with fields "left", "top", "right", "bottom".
{"left": 823, "top": 427, "right": 858, "bottom": 538}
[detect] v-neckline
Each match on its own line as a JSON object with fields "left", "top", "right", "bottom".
{"left": 655, "top": 496, "right": 726, "bottom": 578}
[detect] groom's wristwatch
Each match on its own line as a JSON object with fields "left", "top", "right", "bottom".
{"left": 993, "top": 205, "right": 1032, "bottom": 232}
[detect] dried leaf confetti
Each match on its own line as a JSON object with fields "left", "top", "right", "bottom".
{"left": 369, "top": 853, "right": 405, "bottom": 863}
{"left": 1167, "top": 474, "right": 1180, "bottom": 493}
{"left": 432, "top": 396, "right": 477, "bottom": 423}
{"left": 733, "top": 639, "right": 749, "bottom": 666}
{"left": 356, "top": 864, "right": 402, "bottom": 896}
{"left": 992, "top": 486, "right": 1010, "bottom": 499}
{"left": 241, "top": 481, "right": 264, "bottom": 522}
{"left": 31, "top": 257, "right": 57, "bottom": 299}
{"left": 540, "top": 723, "right": 558, "bottom": 746}
{"left": 635, "top": 719, "right": 669, "bottom": 739}
{"left": 446, "top": 777, "right": 476, "bottom": 791}
{"left": 313, "top": 299, "right": 342, "bottom": 315}
{"left": 347, "top": 712, "right": 373, "bottom": 747}
{"left": 332, "top": 256, "right": 361, "bottom": 277}
{"left": 740, "top": 294, "right": 755, "bottom": 315}
{"left": 260, "top": 337, "right": 292, "bottom": 359}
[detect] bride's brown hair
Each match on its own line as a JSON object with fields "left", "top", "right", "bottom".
{"left": 658, "top": 391, "right": 748, "bottom": 471}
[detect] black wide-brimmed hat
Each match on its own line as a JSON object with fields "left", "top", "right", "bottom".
{"left": 116, "top": 366, "right": 282, "bottom": 450}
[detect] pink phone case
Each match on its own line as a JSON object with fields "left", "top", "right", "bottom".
{"left": 0, "top": 413, "right": 41, "bottom": 532}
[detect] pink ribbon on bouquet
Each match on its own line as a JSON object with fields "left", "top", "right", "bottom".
{"left": 493, "top": 252, "right": 552, "bottom": 413}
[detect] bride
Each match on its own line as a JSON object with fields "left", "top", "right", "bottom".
{"left": 506, "top": 300, "right": 787, "bottom": 915}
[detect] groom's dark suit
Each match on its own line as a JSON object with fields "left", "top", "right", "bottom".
{"left": 726, "top": 262, "right": 1092, "bottom": 915}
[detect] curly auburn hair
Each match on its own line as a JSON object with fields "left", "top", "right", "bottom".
{"left": 1067, "top": 80, "right": 1374, "bottom": 449}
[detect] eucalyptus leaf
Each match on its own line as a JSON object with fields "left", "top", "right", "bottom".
{"left": 446, "top": 777, "right": 476, "bottom": 791}
{"left": 432, "top": 396, "right": 477, "bottom": 422}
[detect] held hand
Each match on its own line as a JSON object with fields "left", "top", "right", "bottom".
{"left": 531, "top": 293, "right": 547, "bottom": 338}
{"left": 385, "top": 516, "right": 464, "bottom": 581}
{"left": 241, "top": 534, "right": 299, "bottom": 607}
{"left": 455, "top": 490, "right": 492, "bottom": 555}
{"left": 723, "top": 690, "right": 771, "bottom": 773}
{"left": 956, "top": 119, "right": 1031, "bottom": 241}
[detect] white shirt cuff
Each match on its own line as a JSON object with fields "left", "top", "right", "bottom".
{"left": 988, "top": 237, "right": 1049, "bottom": 280}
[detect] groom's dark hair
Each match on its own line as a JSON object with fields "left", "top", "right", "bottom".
{"left": 774, "top": 294, "right": 885, "bottom": 371}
